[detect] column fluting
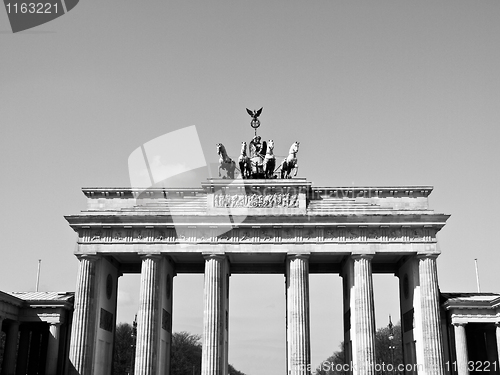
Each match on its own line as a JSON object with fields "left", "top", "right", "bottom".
{"left": 352, "top": 254, "right": 376, "bottom": 375}
{"left": 135, "top": 254, "right": 162, "bottom": 375}
{"left": 453, "top": 323, "right": 469, "bottom": 375}
{"left": 69, "top": 255, "right": 98, "bottom": 375}
{"left": 418, "top": 254, "right": 445, "bottom": 375}
{"left": 286, "top": 254, "right": 311, "bottom": 375}
{"left": 201, "top": 254, "right": 227, "bottom": 375}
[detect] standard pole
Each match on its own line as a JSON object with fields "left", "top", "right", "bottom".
{"left": 474, "top": 258, "right": 481, "bottom": 293}
{"left": 36, "top": 259, "right": 41, "bottom": 292}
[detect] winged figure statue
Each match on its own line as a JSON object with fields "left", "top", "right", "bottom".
{"left": 246, "top": 107, "right": 263, "bottom": 120}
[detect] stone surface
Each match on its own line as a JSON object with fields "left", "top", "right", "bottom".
{"left": 453, "top": 323, "right": 469, "bottom": 375}
{"left": 201, "top": 254, "right": 229, "bottom": 375}
{"left": 352, "top": 254, "right": 376, "bottom": 375}
{"left": 496, "top": 323, "right": 500, "bottom": 369}
{"left": 64, "top": 179, "right": 452, "bottom": 375}
{"left": 135, "top": 254, "right": 162, "bottom": 375}
{"left": 2, "top": 321, "right": 19, "bottom": 375}
{"left": 69, "top": 255, "right": 98, "bottom": 375}
{"left": 286, "top": 254, "right": 311, "bottom": 375}
{"left": 418, "top": 254, "right": 445, "bottom": 375}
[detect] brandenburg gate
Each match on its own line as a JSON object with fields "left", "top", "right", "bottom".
{"left": 65, "top": 110, "right": 448, "bottom": 375}
{"left": 65, "top": 178, "right": 449, "bottom": 375}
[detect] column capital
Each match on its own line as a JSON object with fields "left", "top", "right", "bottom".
{"left": 453, "top": 322, "right": 468, "bottom": 327}
{"left": 495, "top": 322, "right": 500, "bottom": 327}
{"left": 76, "top": 254, "right": 100, "bottom": 262}
{"left": 351, "top": 253, "right": 374, "bottom": 261}
{"left": 202, "top": 252, "right": 226, "bottom": 260}
{"left": 416, "top": 252, "right": 439, "bottom": 260}
{"left": 138, "top": 253, "right": 162, "bottom": 260}
{"left": 287, "top": 252, "right": 310, "bottom": 260}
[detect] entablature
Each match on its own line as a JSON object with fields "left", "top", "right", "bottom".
{"left": 72, "top": 224, "right": 442, "bottom": 246}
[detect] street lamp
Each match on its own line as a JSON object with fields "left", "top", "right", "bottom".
{"left": 388, "top": 315, "right": 395, "bottom": 375}
{"left": 129, "top": 314, "right": 137, "bottom": 375}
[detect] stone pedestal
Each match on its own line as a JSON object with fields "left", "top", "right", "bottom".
{"left": 201, "top": 254, "right": 229, "bottom": 375}
{"left": 286, "top": 254, "right": 311, "bottom": 375}
{"left": 45, "top": 323, "right": 61, "bottom": 375}
{"left": 453, "top": 323, "right": 469, "bottom": 375}
{"left": 69, "top": 255, "right": 98, "bottom": 375}
{"left": 418, "top": 254, "right": 445, "bottom": 375}
{"left": 135, "top": 254, "right": 162, "bottom": 375}
{"left": 2, "top": 321, "right": 19, "bottom": 375}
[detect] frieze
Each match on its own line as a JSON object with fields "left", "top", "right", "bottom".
{"left": 213, "top": 193, "right": 299, "bottom": 208}
{"left": 281, "top": 227, "right": 296, "bottom": 241}
{"left": 239, "top": 228, "right": 254, "bottom": 242}
{"left": 259, "top": 228, "right": 275, "bottom": 242}
{"left": 81, "top": 226, "right": 436, "bottom": 244}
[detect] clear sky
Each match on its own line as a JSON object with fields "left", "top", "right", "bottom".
{"left": 1, "top": 1, "right": 500, "bottom": 374}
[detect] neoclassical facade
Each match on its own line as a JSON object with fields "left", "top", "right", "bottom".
{"left": 64, "top": 178, "right": 451, "bottom": 375}
{"left": 0, "top": 291, "right": 74, "bottom": 375}
{"left": 441, "top": 293, "right": 500, "bottom": 375}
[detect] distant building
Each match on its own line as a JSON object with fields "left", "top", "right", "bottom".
{"left": 441, "top": 293, "right": 500, "bottom": 374}
{"left": 0, "top": 291, "right": 74, "bottom": 375}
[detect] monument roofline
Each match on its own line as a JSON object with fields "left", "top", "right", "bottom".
{"left": 80, "top": 181, "right": 435, "bottom": 199}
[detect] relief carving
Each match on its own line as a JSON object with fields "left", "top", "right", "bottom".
{"left": 155, "top": 230, "right": 165, "bottom": 241}
{"left": 239, "top": 229, "right": 253, "bottom": 242}
{"left": 198, "top": 230, "right": 211, "bottom": 241}
{"left": 408, "top": 228, "right": 422, "bottom": 240}
{"left": 260, "top": 229, "right": 274, "bottom": 241}
{"left": 367, "top": 228, "right": 380, "bottom": 240}
{"left": 389, "top": 229, "right": 402, "bottom": 240}
{"left": 282, "top": 228, "right": 295, "bottom": 240}
{"left": 217, "top": 232, "right": 232, "bottom": 241}
{"left": 214, "top": 193, "right": 299, "bottom": 208}
{"left": 303, "top": 228, "right": 315, "bottom": 241}
{"left": 325, "top": 228, "right": 337, "bottom": 240}
{"left": 345, "top": 228, "right": 359, "bottom": 240}
{"left": 91, "top": 231, "right": 102, "bottom": 241}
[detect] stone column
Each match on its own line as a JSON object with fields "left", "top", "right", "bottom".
{"left": 417, "top": 254, "right": 445, "bottom": 375}
{"left": 201, "top": 254, "right": 229, "bottom": 375}
{"left": 28, "top": 327, "right": 42, "bottom": 374}
{"left": 453, "top": 323, "right": 469, "bottom": 375}
{"left": 69, "top": 254, "right": 98, "bottom": 375}
{"left": 286, "top": 254, "right": 311, "bottom": 375}
{"left": 16, "top": 324, "right": 30, "bottom": 375}
{"left": 135, "top": 254, "right": 161, "bottom": 375}
{"left": 496, "top": 323, "right": 500, "bottom": 371}
{"left": 2, "top": 321, "right": 19, "bottom": 375}
{"left": 352, "top": 254, "right": 376, "bottom": 375}
{"left": 45, "top": 323, "right": 61, "bottom": 375}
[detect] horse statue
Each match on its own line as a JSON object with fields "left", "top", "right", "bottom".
{"left": 217, "top": 143, "right": 236, "bottom": 179}
{"left": 280, "top": 141, "right": 300, "bottom": 179}
{"left": 263, "top": 139, "right": 276, "bottom": 178}
{"left": 238, "top": 141, "right": 252, "bottom": 179}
